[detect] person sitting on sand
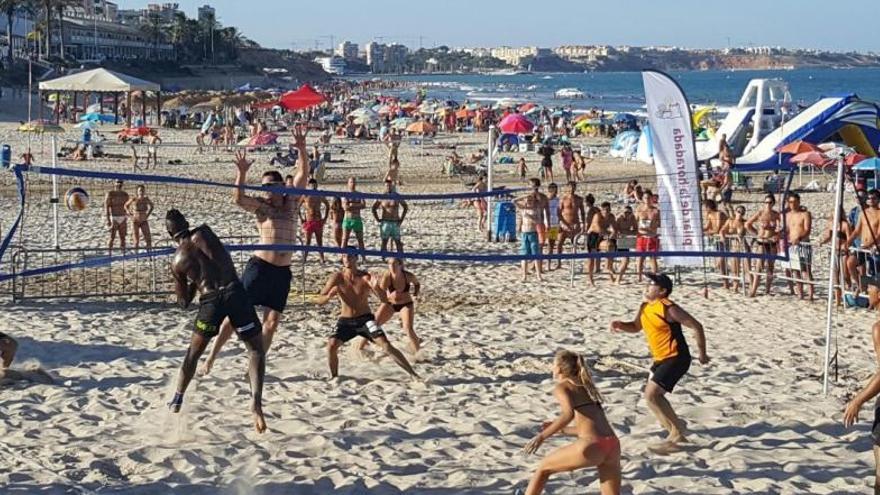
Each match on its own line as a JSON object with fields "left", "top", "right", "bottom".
{"left": 164, "top": 209, "right": 267, "bottom": 433}
{"left": 314, "top": 251, "right": 420, "bottom": 381}
{"left": 0, "top": 331, "right": 17, "bottom": 368}
{"left": 522, "top": 350, "right": 621, "bottom": 495}
{"left": 610, "top": 272, "right": 709, "bottom": 453}
{"left": 125, "top": 185, "right": 154, "bottom": 250}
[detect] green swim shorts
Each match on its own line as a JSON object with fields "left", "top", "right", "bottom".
{"left": 380, "top": 220, "right": 401, "bottom": 240}
{"left": 342, "top": 217, "right": 364, "bottom": 233}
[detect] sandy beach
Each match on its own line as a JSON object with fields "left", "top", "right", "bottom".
{"left": 0, "top": 112, "right": 876, "bottom": 494}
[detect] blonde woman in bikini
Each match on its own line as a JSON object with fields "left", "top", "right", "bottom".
{"left": 745, "top": 194, "right": 781, "bottom": 297}
{"left": 328, "top": 196, "right": 346, "bottom": 248}
{"left": 719, "top": 205, "right": 750, "bottom": 292}
{"left": 522, "top": 350, "right": 621, "bottom": 495}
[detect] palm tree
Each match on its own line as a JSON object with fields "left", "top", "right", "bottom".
{"left": 53, "top": 0, "right": 78, "bottom": 60}
{"left": 0, "top": 0, "right": 24, "bottom": 65}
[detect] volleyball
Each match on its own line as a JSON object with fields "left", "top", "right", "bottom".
{"left": 65, "top": 187, "right": 90, "bottom": 211}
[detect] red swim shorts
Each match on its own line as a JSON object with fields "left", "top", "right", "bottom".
{"left": 303, "top": 220, "right": 324, "bottom": 234}
{"left": 636, "top": 235, "right": 659, "bottom": 252}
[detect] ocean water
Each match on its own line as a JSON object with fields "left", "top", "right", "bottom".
{"left": 374, "top": 68, "right": 880, "bottom": 113}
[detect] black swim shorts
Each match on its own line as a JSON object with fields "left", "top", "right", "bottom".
{"left": 241, "top": 256, "right": 292, "bottom": 313}
{"left": 650, "top": 354, "right": 692, "bottom": 393}
{"left": 331, "top": 314, "right": 386, "bottom": 343}
{"left": 586, "top": 232, "right": 601, "bottom": 252}
{"left": 194, "top": 282, "right": 261, "bottom": 340}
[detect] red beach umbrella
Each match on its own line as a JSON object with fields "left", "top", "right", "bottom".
{"left": 279, "top": 84, "right": 327, "bottom": 111}
{"left": 777, "top": 140, "right": 822, "bottom": 155}
{"left": 498, "top": 114, "right": 535, "bottom": 134}
{"left": 790, "top": 151, "right": 833, "bottom": 167}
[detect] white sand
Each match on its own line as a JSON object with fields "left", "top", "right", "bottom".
{"left": 0, "top": 119, "right": 876, "bottom": 494}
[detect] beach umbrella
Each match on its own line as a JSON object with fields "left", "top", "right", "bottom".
{"left": 248, "top": 132, "right": 279, "bottom": 146}
{"left": 777, "top": 140, "right": 822, "bottom": 155}
{"left": 391, "top": 117, "right": 413, "bottom": 130}
{"left": 279, "top": 84, "right": 328, "bottom": 111}
{"left": 498, "top": 114, "right": 535, "bottom": 134}
{"left": 518, "top": 102, "right": 537, "bottom": 113}
{"left": 79, "top": 112, "right": 115, "bottom": 123}
{"left": 845, "top": 153, "right": 869, "bottom": 166}
{"left": 455, "top": 108, "right": 474, "bottom": 119}
{"left": 854, "top": 157, "right": 880, "bottom": 172}
{"left": 75, "top": 120, "right": 99, "bottom": 130}
{"left": 790, "top": 151, "right": 833, "bottom": 168}
{"left": 349, "top": 107, "right": 378, "bottom": 119}
{"left": 406, "top": 121, "right": 436, "bottom": 134}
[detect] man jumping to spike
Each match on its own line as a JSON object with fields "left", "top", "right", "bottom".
{"left": 165, "top": 209, "right": 267, "bottom": 433}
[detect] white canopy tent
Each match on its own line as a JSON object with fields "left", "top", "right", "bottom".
{"left": 38, "top": 68, "right": 162, "bottom": 126}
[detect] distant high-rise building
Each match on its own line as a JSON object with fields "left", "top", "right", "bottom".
{"left": 336, "top": 41, "right": 359, "bottom": 61}
{"left": 365, "top": 41, "right": 385, "bottom": 72}
{"left": 384, "top": 43, "right": 408, "bottom": 73}
{"left": 197, "top": 4, "right": 216, "bottom": 23}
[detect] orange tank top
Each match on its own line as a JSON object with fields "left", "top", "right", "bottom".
{"left": 639, "top": 298, "right": 689, "bottom": 362}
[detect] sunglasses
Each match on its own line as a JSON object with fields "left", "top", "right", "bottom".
{"left": 262, "top": 181, "right": 282, "bottom": 188}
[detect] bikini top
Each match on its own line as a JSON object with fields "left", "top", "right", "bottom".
{"left": 387, "top": 270, "right": 412, "bottom": 294}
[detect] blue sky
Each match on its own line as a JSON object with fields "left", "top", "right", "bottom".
{"left": 116, "top": 0, "right": 876, "bottom": 53}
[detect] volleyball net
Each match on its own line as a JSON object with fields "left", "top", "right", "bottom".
{"left": 0, "top": 148, "right": 810, "bottom": 302}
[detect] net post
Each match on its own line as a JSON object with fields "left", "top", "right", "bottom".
{"left": 51, "top": 135, "right": 60, "bottom": 250}
{"left": 486, "top": 125, "right": 495, "bottom": 242}
{"left": 823, "top": 158, "right": 844, "bottom": 395}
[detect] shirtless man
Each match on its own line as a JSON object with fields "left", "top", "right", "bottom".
{"left": 104, "top": 180, "right": 130, "bottom": 255}
{"left": 146, "top": 130, "right": 162, "bottom": 168}
{"left": 385, "top": 157, "right": 402, "bottom": 186}
{"left": 342, "top": 177, "right": 367, "bottom": 255}
{"left": 558, "top": 182, "right": 585, "bottom": 255}
{"left": 635, "top": 191, "right": 661, "bottom": 282}
{"left": 164, "top": 209, "right": 267, "bottom": 433}
{"left": 315, "top": 252, "right": 420, "bottom": 380}
{"left": 372, "top": 179, "right": 408, "bottom": 254}
{"left": 784, "top": 192, "right": 814, "bottom": 300}
{"left": 847, "top": 189, "right": 880, "bottom": 296}
{"left": 545, "top": 183, "right": 562, "bottom": 270}
{"left": 299, "top": 178, "right": 330, "bottom": 263}
{"left": 585, "top": 201, "right": 618, "bottom": 285}
{"left": 703, "top": 200, "right": 729, "bottom": 288}
{"left": 124, "top": 185, "right": 154, "bottom": 250}
{"left": 514, "top": 178, "right": 550, "bottom": 281}
{"left": 615, "top": 206, "right": 638, "bottom": 283}
{"left": 200, "top": 125, "right": 309, "bottom": 376}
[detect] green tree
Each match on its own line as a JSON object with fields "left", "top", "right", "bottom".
{"left": 0, "top": 0, "right": 25, "bottom": 64}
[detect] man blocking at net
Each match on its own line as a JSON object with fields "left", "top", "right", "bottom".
{"left": 201, "top": 124, "right": 310, "bottom": 376}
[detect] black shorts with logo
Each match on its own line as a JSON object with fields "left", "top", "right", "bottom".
{"left": 194, "top": 282, "right": 261, "bottom": 341}
{"left": 241, "top": 256, "right": 292, "bottom": 313}
{"left": 331, "top": 314, "right": 386, "bottom": 343}
{"left": 650, "top": 354, "right": 692, "bottom": 393}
